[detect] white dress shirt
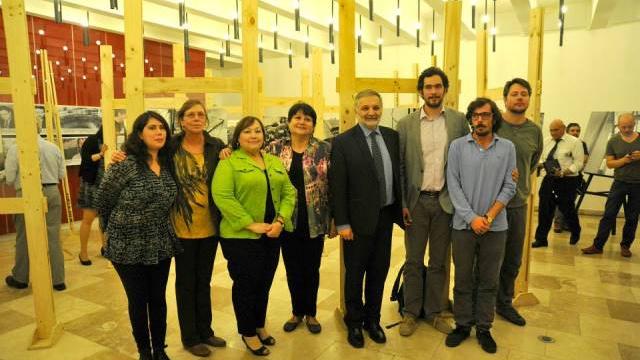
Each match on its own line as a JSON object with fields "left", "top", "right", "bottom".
{"left": 540, "top": 133, "right": 585, "bottom": 176}
{"left": 420, "top": 107, "right": 447, "bottom": 191}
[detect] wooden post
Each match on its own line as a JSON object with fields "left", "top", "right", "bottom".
{"left": 100, "top": 45, "right": 117, "bottom": 167}
{"left": 172, "top": 43, "right": 187, "bottom": 107}
{"left": 393, "top": 70, "right": 400, "bottom": 108}
{"left": 2, "top": 0, "right": 62, "bottom": 348}
{"left": 413, "top": 63, "right": 420, "bottom": 108}
{"left": 242, "top": 0, "right": 259, "bottom": 116}
{"left": 124, "top": 0, "right": 144, "bottom": 132}
{"left": 442, "top": 0, "right": 462, "bottom": 110}
{"left": 514, "top": 7, "right": 545, "bottom": 307}
{"left": 338, "top": 0, "right": 356, "bottom": 132}
{"left": 311, "top": 48, "right": 325, "bottom": 138}
{"left": 476, "top": 29, "right": 488, "bottom": 98}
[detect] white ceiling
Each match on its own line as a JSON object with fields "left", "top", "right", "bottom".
{"left": 21, "top": 0, "right": 640, "bottom": 65}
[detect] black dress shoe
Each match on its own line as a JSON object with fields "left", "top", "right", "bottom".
{"left": 283, "top": 316, "right": 302, "bottom": 332}
{"left": 5, "top": 275, "right": 28, "bottom": 289}
{"left": 347, "top": 326, "right": 364, "bottom": 348}
{"left": 476, "top": 329, "right": 497, "bottom": 353}
{"left": 445, "top": 326, "right": 470, "bottom": 347}
{"left": 570, "top": 234, "right": 580, "bottom": 245}
{"left": 79, "top": 255, "right": 92, "bottom": 266}
{"left": 203, "top": 335, "right": 226, "bottom": 347}
{"left": 496, "top": 306, "right": 526, "bottom": 326}
{"left": 531, "top": 240, "right": 548, "bottom": 248}
{"left": 53, "top": 283, "right": 66, "bottom": 291}
{"left": 138, "top": 349, "right": 153, "bottom": 360}
{"left": 258, "top": 334, "right": 276, "bottom": 346}
{"left": 363, "top": 322, "right": 386, "bottom": 344}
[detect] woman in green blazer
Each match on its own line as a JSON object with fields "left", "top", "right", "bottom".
{"left": 212, "top": 116, "right": 296, "bottom": 356}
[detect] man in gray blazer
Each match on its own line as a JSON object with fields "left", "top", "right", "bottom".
{"left": 396, "top": 67, "right": 469, "bottom": 336}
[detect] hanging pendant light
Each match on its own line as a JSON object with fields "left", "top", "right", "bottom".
{"left": 369, "top": 0, "right": 374, "bottom": 20}
{"left": 396, "top": 0, "right": 401, "bottom": 37}
{"left": 329, "top": 1, "right": 334, "bottom": 44}
{"left": 183, "top": 12, "right": 190, "bottom": 63}
{"left": 178, "top": 0, "right": 186, "bottom": 27}
{"left": 226, "top": 25, "right": 232, "bottom": 56}
{"left": 377, "top": 26, "right": 383, "bottom": 60}
{"left": 330, "top": 43, "right": 335, "bottom": 64}
{"left": 415, "top": 0, "right": 420, "bottom": 48}
{"left": 233, "top": 0, "right": 240, "bottom": 39}
{"left": 482, "top": 0, "right": 489, "bottom": 30}
{"left": 220, "top": 41, "right": 225, "bottom": 68}
{"left": 304, "top": 25, "right": 310, "bottom": 58}
{"left": 110, "top": 0, "right": 118, "bottom": 10}
{"left": 288, "top": 43, "right": 293, "bottom": 69}
{"left": 259, "top": 34, "right": 264, "bottom": 63}
{"left": 82, "top": 12, "right": 90, "bottom": 47}
{"left": 294, "top": 0, "right": 301, "bottom": 31}
{"left": 357, "top": 15, "right": 363, "bottom": 53}
{"left": 53, "top": 0, "right": 63, "bottom": 23}
{"left": 559, "top": 0, "right": 567, "bottom": 46}
{"left": 471, "top": 0, "right": 476, "bottom": 29}
{"left": 492, "top": 0, "right": 497, "bottom": 52}
{"left": 431, "top": 9, "right": 436, "bottom": 56}
{"left": 274, "top": 12, "right": 279, "bottom": 50}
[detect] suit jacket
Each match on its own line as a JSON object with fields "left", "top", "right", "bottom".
{"left": 329, "top": 124, "right": 403, "bottom": 236}
{"left": 397, "top": 107, "right": 469, "bottom": 214}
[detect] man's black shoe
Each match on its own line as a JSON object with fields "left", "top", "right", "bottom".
{"left": 53, "top": 283, "right": 66, "bottom": 291}
{"left": 363, "top": 322, "right": 386, "bottom": 343}
{"left": 347, "top": 326, "right": 364, "bottom": 348}
{"left": 476, "top": 330, "right": 497, "bottom": 353}
{"left": 570, "top": 234, "right": 580, "bottom": 245}
{"left": 531, "top": 240, "right": 548, "bottom": 248}
{"left": 496, "top": 306, "right": 526, "bottom": 326}
{"left": 5, "top": 275, "right": 27, "bottom": 289}
{"left": 445, "top": 326, "right": 470, "bottom": 347}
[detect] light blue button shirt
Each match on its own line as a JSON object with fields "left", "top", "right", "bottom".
{"left": 5, "top": 136, "right": 65, "bottom": 190}
{"left": 358, "top": 123, "right": 394, "bottom": 207}
{"left": 446, "top": 133, "right": 517, "bottom": 231}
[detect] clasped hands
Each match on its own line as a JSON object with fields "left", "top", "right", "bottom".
{"left": 246, "top": 221, "right": 283, "bottom": 238}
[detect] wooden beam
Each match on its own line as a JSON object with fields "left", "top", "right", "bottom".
{"left": 124, "top": 0, "right": 144, "bottom": 132}
{"left": 242, "top": 0, "right": 259, "bottom": 116}
{"left": 423, "top": 0, "right": 475, "bottom": 40}
{"left": 311, "top": 48, "right": 325, "bottom": 138}
{"left": 589, "top": 0, "right": 617, "bottom": 30}
{"left": 143, "top": 77, "right": 244, "bottom": 93}
{"left": 476, "top": 29, "right": 488, "bottom": 98}
{"left": 336, "top": 77, "right": 416, "bottom": 94}
{"left": 301, "top": 69, "right": 310, "bottom": 99}
{"left": 172, "top": 43, "right": 188, "bottom": 106}
{"left": 413, "top": 63, "right": 420, "bottom": 108}
{"left": 514, "top": 6, "right": 545, "bottom": 308}
{"left": 1, "top": 0, "right": 62, "bottom": 349}
{"left": 100, "top": 45, "right": 117, "bottom": 167}
{"left": 485, "top": 87, "right": 503, "bottom": 101}
{"left": 260, "top": 96, "right": 312, "bottom": 107}
{"left": 0, "top": 197, "right": 24, "bottom": 214}
{"left": 443, "top": 0, "right": 462, "bottom": 111}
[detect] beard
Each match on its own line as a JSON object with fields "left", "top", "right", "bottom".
{"left": 507, "top": 105, "right": 528, "bottom": 115}
{"left": 425, "top": 97, "right": 443, "bottom": 109}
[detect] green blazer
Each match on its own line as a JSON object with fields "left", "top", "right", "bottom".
{"left": 212, "top": 149, "right": 297, "bottom": 239}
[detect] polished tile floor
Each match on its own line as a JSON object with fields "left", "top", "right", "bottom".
{"left": 0, "top": 214, "right": 639, "bottom": 360}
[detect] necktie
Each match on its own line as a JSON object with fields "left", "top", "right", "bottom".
{"left": 369, "top": 132, "right": 387, "bottom": 206}
{"left": 546, "top": 138, "right": 561, "bottom": 162}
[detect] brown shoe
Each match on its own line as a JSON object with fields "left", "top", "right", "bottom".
{"left": 621, "top": 245, "right": 632, "bottom": 258}
{"left": 185, "top": 343, "right": 211, "bottom": 357}
{"left": 203, "top": 335, "right": 226, "bottom": 347}
{"left": 581, "top": 245, "right": 603, "bottom": 255}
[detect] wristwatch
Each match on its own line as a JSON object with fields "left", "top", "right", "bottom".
{"left": 484, "top": 214, "right": 494, "bottom": 225}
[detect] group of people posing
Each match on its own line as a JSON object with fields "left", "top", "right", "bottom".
{"left": 5, "top": 66, "right": 639, "bottom": 359}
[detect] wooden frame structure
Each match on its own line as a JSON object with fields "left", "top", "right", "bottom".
{"left": 477, "top": 7, "right": 546, "bottom": 307}
{"left": 0, "top": 0, "right": 63, "bottom": 348}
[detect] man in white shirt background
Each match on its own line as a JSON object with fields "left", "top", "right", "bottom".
{"left": 532, "top": 119, "right": 585, "bottom": 248}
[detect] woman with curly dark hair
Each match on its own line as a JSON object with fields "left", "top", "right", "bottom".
{"left": 96, "top": 111, "right": 180, "bottom": 360}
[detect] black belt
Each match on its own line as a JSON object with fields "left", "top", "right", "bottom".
{"left": 42, "top": 183, "right": 58, "bottom": 187}
{"left": 420, "top": 190, "right": 440, "bottom": 197}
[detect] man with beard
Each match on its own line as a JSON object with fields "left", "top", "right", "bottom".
{"left": 329, "top": 89, "right": 403, "bottom": 348}
{"left": 582, "top": 113, "right": 640, "bottom": 257}
{"left": 493, "top": 78, "right": 543, "bottom": 326}
{"left": 396, "top": 67, "right": 468, "bottom": 336}
{"left": 532, "top": 119, "right": 584, "bottom": 248}
{"left": 445, "top": 98, "right": 516, "bottom": 354}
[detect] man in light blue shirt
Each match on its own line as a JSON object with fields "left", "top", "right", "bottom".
{"left": 444, "top": 98, "right": 517, "bottom": 354}
{"left": 4, "top": 132, "right": 66, "bottom": 291}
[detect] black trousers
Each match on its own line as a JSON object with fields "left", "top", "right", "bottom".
{"left": 220, "top": 236, "right": 280, "bottom": 336}
{"left": 175, "top": 236, "right": 218, "bottom": 347}
{"left": 113, "top": 258, "right": 171, "bottom": 352}
{"left": 535, "top": 176, "right": 581, "bottom": 242}
{"left": 343, "top": 206, "right": 393, "bottom": 328}
{"left": 281, "top": 231, "right": 324, "bottom": 317}
{"left": 593, "top": 180, "right": 640, "bottom": 249}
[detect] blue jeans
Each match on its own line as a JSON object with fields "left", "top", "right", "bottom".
{"left": 593, "top": 180, "right": 640, "bottom": 249}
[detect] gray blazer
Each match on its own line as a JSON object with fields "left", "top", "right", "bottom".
{"left": 397, "top": 107, "right": 469, "bottom": 214}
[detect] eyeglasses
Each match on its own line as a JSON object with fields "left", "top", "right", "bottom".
{"left": 184, "top": 111, "right": 206, "bottom": 119}
{"left": 471, "top": 112, "right": 493, "bottom": 120}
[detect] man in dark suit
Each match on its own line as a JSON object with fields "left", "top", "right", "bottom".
{"left": 329, "top": 89, "right": 403, "bottom": 349}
